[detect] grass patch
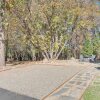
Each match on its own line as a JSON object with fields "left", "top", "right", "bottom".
{"left": 83, "top": 76, "right": 100, "bottom": 100}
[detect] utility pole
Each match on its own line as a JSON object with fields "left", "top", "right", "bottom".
{"left": 0, "top": 0, "right": 5, "bottom": 67}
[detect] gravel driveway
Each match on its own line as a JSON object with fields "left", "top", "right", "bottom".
{"left": 0, "top": 64, "right": 84, "bottom": 99}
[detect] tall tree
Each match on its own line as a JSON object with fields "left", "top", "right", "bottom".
{"left": 0, "top": 0, "right": 5, "bottom": 66}
{"left": 4, "top": 0, "right": 98, "bottom": 61}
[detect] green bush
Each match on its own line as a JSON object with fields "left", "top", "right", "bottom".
{"left": 82, "top": 40, "right": 93, "bottom": 57}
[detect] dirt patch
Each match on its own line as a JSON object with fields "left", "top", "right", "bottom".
{"left": 0, "top": 60, "right": 97, "bottom": 72}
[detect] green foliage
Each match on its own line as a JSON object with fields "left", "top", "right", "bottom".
{"left": 93, "top": 35, "right": 100, "bottom": 55}
{"left": 82, "top": 40, "right": 93, "bottom": 57}
{"left": 3, "top": 0, "right": 99, "bottom": 61}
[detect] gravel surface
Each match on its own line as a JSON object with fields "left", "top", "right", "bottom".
{"left": 0, "top": 64, "right": 84, "bottom": 99}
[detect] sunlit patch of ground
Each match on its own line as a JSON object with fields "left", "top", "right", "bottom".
{"left": 1, "top": 59, "right": 97, "bottom": 73}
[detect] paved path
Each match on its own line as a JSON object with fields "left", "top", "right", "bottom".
{"left": 0, "top": 64, "right": 84, "bottom": 100}
{"left": 44, "top": 66, "right": 99, "bottom": 100}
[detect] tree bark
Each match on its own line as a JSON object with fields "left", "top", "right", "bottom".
{"left": 0, "top": 0, "right": 5, "bottom": 66}
{"left": 0, "top": 28, "right": 5, "bottom": 66}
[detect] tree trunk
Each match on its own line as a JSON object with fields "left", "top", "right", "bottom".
{"left": 0, "top": 0, "right": 5, "bottom": 67}
{"left": 5, "top": 34, "right": 8, "bottom": 61}
{"left": 0, "top": 29, "right": 5, "bottom": 66}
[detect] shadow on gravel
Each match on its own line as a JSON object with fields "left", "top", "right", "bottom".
{"left": 95, "top": 67, "right": 100, "bottom": 70}
{"left": 0, "top": 88, "right": 39, "bottom": 100}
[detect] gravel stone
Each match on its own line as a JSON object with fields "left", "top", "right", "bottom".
{"left": 0, "top": 64, "right": 83, "bottom": 99}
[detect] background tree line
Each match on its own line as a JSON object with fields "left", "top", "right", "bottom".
{"left": 0, "top": 0, "right": 100, "bottom": 65}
